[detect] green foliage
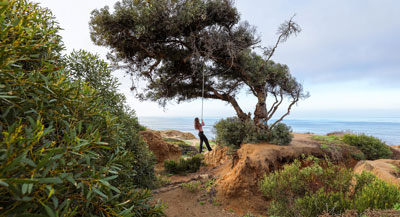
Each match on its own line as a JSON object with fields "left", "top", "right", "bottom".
{"left": 393, "top": 203, "right": 400, "bottom": 210}
{"left": 353, "top": 179, "right": 400, "bottom": 212}
{"left": 343, "top": 134, "right": 392, "bottom": 160}
{"left": 64, "top": 49, "right": 156, "bottom": 188}
{"left": 213, "top": 117, "right": 257, "bottom": 148}
{"left": 164, "top": 154, "right": 203, "bottom": 174}
{"left": 90, "top": 0, "right": 307, "bottom": 132}
{"left": 0, "top": 1, "right": 162, "bottom": 216}
{"left": 213, "top": 117, "right": 292, "bottom": 148}
{"left": 269, "top": 123, "right": 293, "bottom": 146}
{"left": 180, "top": 181, "right": 201, "bottom": 193}
{"left": 260, "top": 157, "right": 400, "bottom": 217}
{"left": 312, "top": 135, "right": 343, "bottom": 145}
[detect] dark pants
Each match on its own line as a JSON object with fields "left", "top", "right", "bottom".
{"left": 199, "top": 131, "right": 212, "bottom": 153}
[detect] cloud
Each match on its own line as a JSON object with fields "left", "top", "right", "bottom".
{"left": 236, "top": 0, "right": 400, "bottom": 85}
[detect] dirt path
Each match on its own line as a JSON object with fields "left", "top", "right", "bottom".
{"left": 155, "top": 188, "right": 239, "bottom": 217}
{"left": 152, "top": 133, "right": 321, "bottom": 217}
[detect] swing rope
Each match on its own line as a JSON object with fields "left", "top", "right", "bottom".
{"left": 201, "top": 70, "right": 205, "bottom": 120}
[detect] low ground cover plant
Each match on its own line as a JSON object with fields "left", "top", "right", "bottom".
{"left": 260, "top": 156, "right": 400, "bottom": 217}
{"left": 164, "top": 154, "right": 204, "bottom": 174}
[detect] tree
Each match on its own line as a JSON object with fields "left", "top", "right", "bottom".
{"left": 89, "top": 0, "right": 309, "bottom": 130}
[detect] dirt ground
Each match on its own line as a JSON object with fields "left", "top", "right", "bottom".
{"left": 151, "top": 133, "right": 373, "bottom": 217}
{"left": 155, "top": 187, "right": 240, "bottom": 217}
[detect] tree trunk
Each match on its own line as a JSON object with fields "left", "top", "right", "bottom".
{"left": 227, "top": 95, "right": 250, "bottom": 122}
{"left": 253, "top": 88, "right": 268, "bottom": 129}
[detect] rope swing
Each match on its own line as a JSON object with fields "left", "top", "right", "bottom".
{"left": 201, "top": 70, "right": 205, "bottom": 120}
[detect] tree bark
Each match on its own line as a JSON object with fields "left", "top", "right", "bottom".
{"left": 253, "top": 88, "right": 268, "bottom": 128}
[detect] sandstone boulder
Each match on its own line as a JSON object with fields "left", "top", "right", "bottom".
{"left": 160, "top": 130, "right": 196, "bottom": 140}
{"left": 353, "top": 159, "right": 400, "bottom": 185}
{"left": 140, "top": 130, "right": 181, "bottom": 163}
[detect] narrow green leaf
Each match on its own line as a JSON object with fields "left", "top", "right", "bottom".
{"left": 39, "top": 177, "right": 63, "bottom": 184}
{"left": 0, "top": 180, "right": 9, "bottom": 187}
{"left": 104, "top": 175, "right": 118, "bottom": 181}
{"left": 22, "top": 183, "right": 28, "bottom": 194}
{"left": 43, "top": 204, "right": 56, "bottom": 217}
{"left": 92, "top": 187, "right": 108, "bottom": 199}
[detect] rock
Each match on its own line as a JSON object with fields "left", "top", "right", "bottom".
{"left": 140, "top": 130, "right": 181, "bottom": 163}
{"left": 354, "top": 159, "right": 400, "bottom": 185}
{"left": 390, "top": 146, "right": 400, "bottom": 160}
{"left": 160, "top": 130, "right": 196, "bottom": 140}
{"left": 204, "top": 146, "right": 230, "bottom": 167}
{"left": 214, "top": 143, "right": 327, "bottom": 198}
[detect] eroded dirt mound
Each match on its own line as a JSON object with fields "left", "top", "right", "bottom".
{"left": 202, "top": 134, "right": 361, "bottom": 215}
{"left": 140, "top": 130, "right": 181, "bottom": 163}
{"left": 204, "top": 146, "right": 230, "bottom": 167}
{"left": 390, "top": 146, "right": 400, "bottom": 160}
{"left": 214, "top": 142, "right": 326, "bottom": 198}
{"left": 354, "top": 159, "right": 400, "bottom": 185}
{"left": 160, "top": 130, "right": 196, "bottom": 140}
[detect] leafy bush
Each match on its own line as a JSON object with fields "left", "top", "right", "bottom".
{"left": 0, "top": 1, "right": 161, "bottom": 216}
{"left": 260, "top": 157, "right": 400, "bottom": 217}
{"left": 343, "top": 134, "right": 392, "bottom": 160}
{"left": 269, "top": 123, "right": 293, "bottom": 146}
{"left": 164, "top": 154, "right": 204, "bottom": 174}
{"left": 213, "top": 117, "right": 292, "bottom": 148}
{"left": 213, "top": 117, "right": 258, "bottom": 148}
{"left": 353, "top": 178, "right": 400, "bottom": 212}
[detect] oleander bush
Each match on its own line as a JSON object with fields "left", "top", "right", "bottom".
{"left": 342, "top": 134, "right": 392, "bottom": 160}
{"left": 213, "top": 117, "right": 292, "bottom": 148}
{"left": 0, "top": 0, "right": 162, "bottom": 216}
{"left": 260, "top": 156, "right": 400, "bottom": 217}
{"left": 164, "top": 154, "right": 204, "bottom": 174}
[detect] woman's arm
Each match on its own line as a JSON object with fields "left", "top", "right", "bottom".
{"left": 201, "top": 120, "right": 205, "bottom": 126}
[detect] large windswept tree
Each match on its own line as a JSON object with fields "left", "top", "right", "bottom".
{"left": 90, "top": 0, "right": 309, "bottom": 130}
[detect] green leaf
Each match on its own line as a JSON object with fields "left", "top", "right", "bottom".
{"left": 22, "top": 183, "right": 28, "bottom": 194}
{"left": 39, "top": 177, "right": 63, "bottom": 184}
{"left": 92, "top": 187, "right": 108, "bottom": 199}
{"left": 104, "top": 175, "right": 118, "bottom": 181}
{"left": 43, "top": 204, "right": 56, "bottom": 217}
{"left": 0, "top": 180, "right": 9, "bottom": 187}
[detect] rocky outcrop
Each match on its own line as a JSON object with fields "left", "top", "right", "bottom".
{"left": 354, "top": 159, "right": 400, "bottom": 185}
{"left": 160, "top": 130, "right": 196, "bottom": 140}
{"left": 214, "top": 143, "right": 326, "bottom": 198}
{"left": 204, "top": 146, "right": 230, "bottom": 167}
{"left": 140, "top": 130, "right": 181, "bottom": 163}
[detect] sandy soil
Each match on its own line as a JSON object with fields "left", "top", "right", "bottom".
{"left": 152, "top": 133, "right": 366, "bottom": 217}
{"left": 155, "top": 188, "right": 239, "bottom": 217}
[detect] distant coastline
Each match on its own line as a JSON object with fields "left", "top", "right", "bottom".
{"left": 139, "top": 116, "right": 400, "bottom": 145}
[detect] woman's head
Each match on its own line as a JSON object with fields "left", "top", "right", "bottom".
{"left": 194, "top": 117, "right": 200, "bottom": 129}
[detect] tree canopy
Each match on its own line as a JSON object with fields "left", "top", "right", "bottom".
{"left": 90, "top": 0, "right": 309, "bottom": 130}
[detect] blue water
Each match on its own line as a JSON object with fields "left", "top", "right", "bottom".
{"left": 138, "top": 117, "right": 400, "bottom": 145}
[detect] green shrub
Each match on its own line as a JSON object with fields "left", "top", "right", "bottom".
{"left": 213, "top": 117, "right": 258, "bottom": 148}
{"left": 260, "top": 157, "right": 400, "bottom": 217}
{"left": 164, "top": 154, "right": 204, "bottom": 174}
{"left": 353, "top": 179, "right": 400, "bottom": 212}
{"left": 213, "top": 117, "right": 293, "bottom": 148}
{"left": 260, "top": 157, "right": 353, "bottom": 217}
{"left": 343, "top": 134, "right": 392, "bottom": 160}
{"left": 269, "top": 123, "right": 293, "bottom": 146}
{"left": 0, "top": 1, "right": 161, "bottom": 216}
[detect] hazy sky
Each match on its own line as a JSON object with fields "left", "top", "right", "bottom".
{"left": 35, "top": 0, "right": 400, "bottom": 120}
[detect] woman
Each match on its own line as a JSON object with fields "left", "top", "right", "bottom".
{"left": 194, "top": 117, "right": 212, "bottom": 153}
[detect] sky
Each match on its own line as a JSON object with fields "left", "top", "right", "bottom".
{"left": 34, "top": 0, "right": 400, "bottom": 120}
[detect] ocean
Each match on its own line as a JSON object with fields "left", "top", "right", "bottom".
{"left": 138, "top": 117, "right": 400, "bottom": 145}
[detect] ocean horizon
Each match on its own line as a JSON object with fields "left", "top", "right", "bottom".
{"left": 138, "top": 116, "right": 400, "bottom": 145}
